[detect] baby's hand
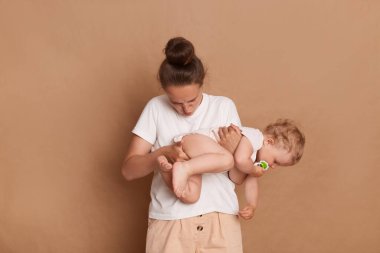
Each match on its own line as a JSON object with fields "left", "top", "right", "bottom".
{"left": 238, "top": 205, "right": 256, "bottom": 220}
{"left": 250, "top": 165, "right": 265, "bottom": 177}
{"left": 251, "top": 160, "right": 270, "bottom": 177}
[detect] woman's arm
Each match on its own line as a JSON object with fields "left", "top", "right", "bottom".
{"left": 121, "top": 135, "right": 189, "bottom": 181}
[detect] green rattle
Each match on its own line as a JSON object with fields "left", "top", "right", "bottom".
{"left": 254, "top": 160, "right": 270, "bottom": 171}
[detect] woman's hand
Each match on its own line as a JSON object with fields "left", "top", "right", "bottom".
{"left": 164, "top": 140, "right": 190, "bottom": 163}
{"left": 217, "top": 124, "right": 242, "bottom": 154}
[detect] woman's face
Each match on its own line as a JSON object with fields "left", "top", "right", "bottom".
{"left": 165, "top": 83, "right": 203, "bottom": 116}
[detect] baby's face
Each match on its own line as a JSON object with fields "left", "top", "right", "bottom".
{"left": 257, "top": 143, "right": 293, "bottom": 169}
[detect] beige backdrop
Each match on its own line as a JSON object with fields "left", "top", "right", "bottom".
{"left": 1, "top": 1, "right": 379, "bottom": 252}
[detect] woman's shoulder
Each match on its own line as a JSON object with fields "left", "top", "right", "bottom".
{"left": 205, "top": 93, "right": 236, "bottom": 105}
{"left": 145, "top": 94, "right": 168, "bottom": 107}
{"left": 141, "top": 95, "right": 172, "bottom": 114}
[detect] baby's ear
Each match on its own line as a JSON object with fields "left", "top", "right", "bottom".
{"left": 265, "top": 137, "right": 275, "bottom": 145}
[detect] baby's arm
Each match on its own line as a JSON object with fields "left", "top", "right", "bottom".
{"left": 234, "top": 136, "right": 265, "bottom": 176}
{"left": 238, "top": 175, "right": 259, "bottom": 220}
{"left": 228, "top": 167, "right": 247, "bottom": 185}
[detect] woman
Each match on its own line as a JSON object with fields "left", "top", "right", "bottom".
{"left": 122, "top": 37, "right": 243, "bottom": 252}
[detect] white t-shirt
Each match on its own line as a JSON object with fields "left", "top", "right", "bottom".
{"left": 132, "top": 93, "right": 241, "bottom": 220}
{"left": 240, "top": 127, "right": 264, "bottom": 161}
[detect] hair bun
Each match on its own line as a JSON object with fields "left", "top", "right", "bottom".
{"left": 165, "top": 37, "right": 195, "bottom": 66}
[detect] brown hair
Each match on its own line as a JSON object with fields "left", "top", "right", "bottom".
{"left": 158, "top": 37, "right": 206, "bottom": 88}
{"left": 263, "top": 119, "right": 306, "bottom": 164}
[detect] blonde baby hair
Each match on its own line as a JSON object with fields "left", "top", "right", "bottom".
{"left": 263, "top": 119, "right": 305, "bottom": 164}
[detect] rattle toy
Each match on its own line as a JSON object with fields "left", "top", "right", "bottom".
{"left": 254, "top": 160, "right": 270, "bottom": 171}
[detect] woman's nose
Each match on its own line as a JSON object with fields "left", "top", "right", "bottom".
{"left": 182, "top": 104, "right": 191, "bottom": 114}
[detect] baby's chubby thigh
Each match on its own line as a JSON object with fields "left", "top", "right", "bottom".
{"left": 181, "top": 133, "right": 233, "bottom": 162}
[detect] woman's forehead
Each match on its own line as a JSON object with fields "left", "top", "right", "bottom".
{"left": 165, "top": 84, "right": 201, "bottom": 102}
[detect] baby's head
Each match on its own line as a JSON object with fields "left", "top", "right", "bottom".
{"left": 257, "top": 119, "right": 305, "bottom": 168}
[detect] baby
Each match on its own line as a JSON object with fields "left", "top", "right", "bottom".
{"left": 157, "top": 119, "right": 305, "bottom": 219}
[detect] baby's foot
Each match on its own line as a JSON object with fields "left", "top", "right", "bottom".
{"left": 172, "top": 162, "right": 190, "bottom": 198}
{"left": 157, "top": 155, "right": 172, "bottom": 172}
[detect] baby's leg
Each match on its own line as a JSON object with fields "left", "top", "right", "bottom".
{"left": 157, "top": 155, "right": 173, "bottom": 190}
{"left": 178, "top": 174, "right": 201, "bottom": 204}
{"left": 172, "top": 134, "right": 233, "bottom": 199}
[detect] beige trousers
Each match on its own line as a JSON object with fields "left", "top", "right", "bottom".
{"left": 146, "top": 212, "right": 243, "bottom": 253}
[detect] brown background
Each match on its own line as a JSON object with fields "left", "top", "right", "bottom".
{"left": 1, "top": 1, "right": 379, "bottom": 252}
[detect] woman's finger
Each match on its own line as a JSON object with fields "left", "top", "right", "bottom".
{"left": 212, "top": 129, "right": 221, "bottom": 142}
{"left": 218, "top": 127, "right": 226, "bottom": 139}
{"left": 229, "top": 124, "right": 241, "bottom": 134}
{"left": 222, "top": 126, "right": 229, "bottom": 136}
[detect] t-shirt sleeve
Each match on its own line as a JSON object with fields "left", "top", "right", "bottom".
{"left": 225, "top": 98, "right": 242, "bottom": 127}
{"left": 240, "top": 127, "right": 264, "bottom": 151}
{"left": 131, "top": 98, "right": 158, "bottom": 145}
